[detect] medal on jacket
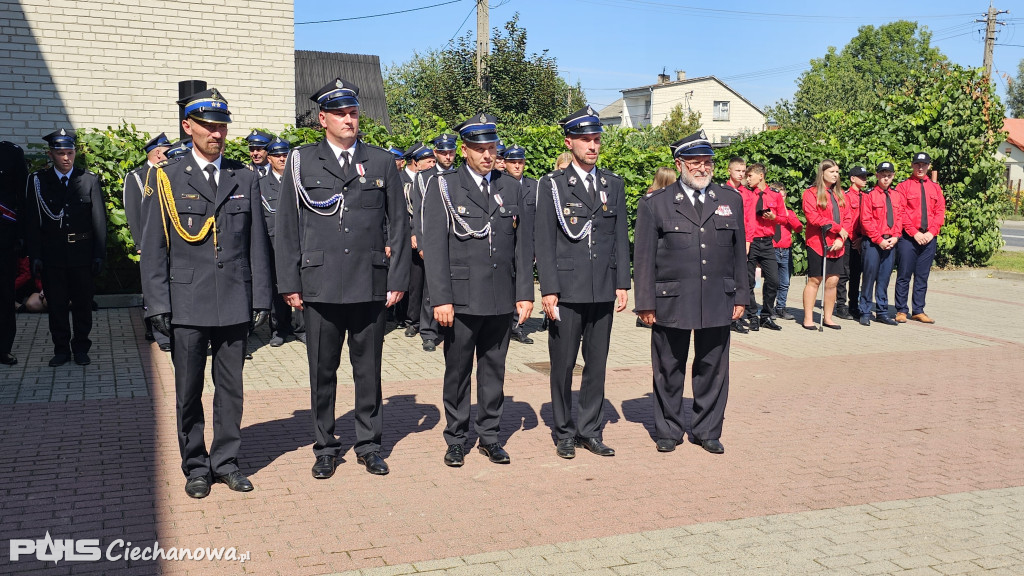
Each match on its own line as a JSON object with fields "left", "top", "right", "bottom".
{"left": 494, "top": 193, "right": 505, "bottom": 214}
{"left": 600, "top": 190, "right": 608, "bottom": 211}
{"left": 187, "top": 216, "right": 193, "bottom": 228}
{"left": 357, "top": 163, "right": 366, "bottom": 183}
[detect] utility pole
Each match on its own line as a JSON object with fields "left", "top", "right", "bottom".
{"left": 977, "top": 3, "right": 1008, "bottom": 78}
{"left": 476, "top": 0, "right": 489, "bottom": 89}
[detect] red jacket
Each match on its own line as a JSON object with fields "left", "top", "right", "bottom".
{"left": 739, "top": 185, "right": 785, "bottom": 242}
{"left": 771, "top": 199, "right": 803, "bottom": 249}
{"left": 844, "top": 186, "right": 867, "bottom": 244}
{"left": 894, "top": 175, "right": 945, "bottom": 237}
{"left": 859, "top": 185, "right": 904, "bottom": 245}
{"left": 802, "top": 186, "right": 853, "bottom": 258}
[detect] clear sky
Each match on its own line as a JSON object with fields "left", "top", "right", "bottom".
{"left": 293, "top": 0, "right": 1023, "bottom": 115}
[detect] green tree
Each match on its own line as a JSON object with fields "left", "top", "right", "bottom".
{"left": 766, "top": 21, "right": 946, "bottom": 135}
{"left": 657, "top": 105, "right": 701, "bottom": 143}
{"left": 384, "top": 13, "right": 584, "bottom": 132}
{"left": 1007, "top": 58, "right": 1024, "bottom": 118}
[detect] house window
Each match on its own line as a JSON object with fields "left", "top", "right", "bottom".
{"left": 713, "top": 101, "right": 730, "bottom": 121}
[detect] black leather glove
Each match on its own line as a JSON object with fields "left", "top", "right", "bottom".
{"left": 92, "top": 258, "right": 104, "bottom": 276}
{"left": 32, "top": 259, "right": 43, "bottom": 277}
{"left": 150, "top": 313, "right": 172, "bottom": 337}
{"left": 250, "top": 309, "right": 269, "bottom": 331}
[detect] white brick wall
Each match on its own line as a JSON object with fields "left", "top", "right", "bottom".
{"left": 0, "top": 0, "right": 295, "bottom": 150}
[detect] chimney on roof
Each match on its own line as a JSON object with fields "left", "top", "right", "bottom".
{"left": 657, "top": 72, "right": 670, "bottom": 84}
{"left": 675, "top": 70, "right": 686, "bottom": 81}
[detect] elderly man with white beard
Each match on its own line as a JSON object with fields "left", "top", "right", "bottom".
{"left": 632, "top": 130, "right": 749, "bottom": 455}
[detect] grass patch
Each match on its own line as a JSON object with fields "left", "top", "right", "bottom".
{"left": 985, "top": 250, "right": 1024, "bottom": 273}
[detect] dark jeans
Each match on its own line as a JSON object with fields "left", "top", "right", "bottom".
{"left": 774, "top": 247, "right": 792, "bottom": 313}
{"left": 894, "top": 235, "right": 936, "bottom": 315}
{"left": 745, "top": 237, "right": 779, "bottom": 319}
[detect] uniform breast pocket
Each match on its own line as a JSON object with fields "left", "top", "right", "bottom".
{"left": 600, "top": 206, "right": 617, "bottom": 234}
{"left": 663, "top": 219, "right": 693, "bottom": 247}
{"left": 301, "top": 175, "right": 337, "bottom": 205}
{"left": 174, "top": 199, "right": 210, "bottom": 216}
{"left": 360, "top": 184, "right": 384, "bottom": 209}
{"left": 499, "top": 205, "right": 519, "bottom": 234}
{"left": 715, "top": 217, "right": 738, "bottom": 246}
{"left": 225, "top": 199, "right": 251, "bottom": 214}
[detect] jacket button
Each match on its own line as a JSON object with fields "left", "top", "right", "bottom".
{"left": 343, "top": 187, "right": 347, "bottom": 191}
{"left": 700, "top": 243, "right": 706, "bottom": 248}
{"left": 344, "top": 227, "right": 350, "bottom": 233}
{"left": 217, "top": 262, "right": 224, "bottom": 269}
{"left": 344, "top": 248, "right": 350, "bottom": 254}
{"left": 674, "top": 226, "right": 678, "bottom": 230}
{"left": 702, "top": 259, "right": 706, "bottom": 264}
{"left": 492, "top": 263, "right": 497, "bottom": 269}
{"left": 700, "top": 227, "right": 705, "bottom": 232}
{"left": 305, "top": 258, "right": 310, "bottom": 264}
{"left": 344, "top": 207, "right": 349, "bottom": 212}
{"left": 702, "top": 275, "right": 707, "bottom": 280}
{"left": 662, "top": 290, "right": 667, "bottom": 295}
{"left": 216, "top": 246, "right": 222, "bottom": 252}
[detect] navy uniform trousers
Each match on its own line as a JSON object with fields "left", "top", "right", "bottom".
{"left": 894, "top": 235, "right": 936, "bottom": 316}
{"left": 547, "top": 301, "right": 613, "bottom": 440}
{"left": 441, "top": 313, "right": 512, "bottom": 446}
{"left": 651, "top": 324, "right": 731, "bottom": 443}
{"left": 305, "top": 301, "right": 386, "bottom": 458}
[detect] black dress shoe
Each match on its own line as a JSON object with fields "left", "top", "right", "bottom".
{"left": 511, "top": 331, "right": 534, "bottom": 344}
{"left": 73, "top": 353, "right": 91, "bottom": 366}
{"left": 775, "top": 309, "right": 795, "bottom": 321}
{"left": 656, "top": 438, "right": 677, "bottom": 452}
{"left": 700, "top": 439, "right": 725, "bottom": 454}
{"left": 444, "top": 444, "right": 465, "bottom": 467}
{"left": 404, "top": 325, "right": 419, "bottom": 337}
{"left": 822, "top": 322, "right": 842, "bottom": 330}
{"left": 759, "top": 317, "right": 782, "bottom": 331}
{"left": 555, "top": 438, "right": 575, "bottom": 459}
{"left": 295, "top": 332, "right": 307, "bottom": 344}
{"left": 422, "top": 340, "right": 436, "bottom": 352}
{"left": 159, "top": 342, "right": 172, "bottom": 352}
{"left": 311, "top": 455, "right": 337, "bottom": 479}
{"left": 185, "top": 476, "right": 211, "bottom": 499}
{"left": 216, "top": 470, "right": 254, "bottom": 492}
{"left": 357, "top": 452, "right": 389, "bottom": 475}
{"left": 0, "top": 353, "right": 16, "bottom": 366}
{"left": 478, "top": 442, "right": 510, "bottom": 464}
{"left": 244, "top": 349, "right": 253, "bottom": 360}
{"left": 269, "top": 336, "right": 285, "bottom": 347}
{"left": 48, "top": 353, "right": 70, "bottom": 367}
{"left": 730, "top": 320, "right": 748, "bottom": 334}
{"left": 747, "top": 318, "right": 760, "bottom": 331}
{"left": 876, "top": 315, "right": 898, "bottom": 326}
{"left": 834, "top": 307, "right": 855, "bottom": 320}
{"left": 860, "top": 316, "right": 871, "bottom": 326}
{"left": 575, "top": 436, "right": 615, "bottom": 456}
{"left": 144, "top": 329, "right": 155, "bottom": 341}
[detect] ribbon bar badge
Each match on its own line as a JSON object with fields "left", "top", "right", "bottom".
{"left": 715, "top": 205, "right": 733, "bottom": 216}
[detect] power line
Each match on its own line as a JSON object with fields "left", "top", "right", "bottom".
{"left": 296, "top": 0, "right": 465, "bottom": 25}
{"left": 447, "top": 2, "right": 478, "bottom": 44}
{"left": 573, "top": 0, "right": 975, "bottom": 23}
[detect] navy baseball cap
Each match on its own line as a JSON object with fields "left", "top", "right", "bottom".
{"left": 876, "top": 162, "right": 895, "bottom": 173}
{"left": 912, "top": 152, "right": 931, "bottom": 164}
{"left": 849, "top": 166, "right": 870, "bottom": 178}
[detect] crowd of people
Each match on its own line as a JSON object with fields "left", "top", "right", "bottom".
{"left": 0, "top": 77, "right": 946, "bottom": 500}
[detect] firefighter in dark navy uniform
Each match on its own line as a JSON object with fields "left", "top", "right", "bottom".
{"left": 421, "top": 113, "right": 534, "bottom": 467}
{"left": 140, "top": 88, "right": 272, "bottom": 498}
{"left": 633, "top": 130, "right": 748, "bottom": 455}
{"left": 245, "top": 129, "right": 273, "bottom": 177}
{"left": 25, "top": 129, "right": 107, "bottom": 367}
{"left": 275, "top": 78, "right": 409, "bottom": 480}
{"left": 401, "top": 142, "right": 435, "bottom": 338}
{"left": 0, "top": 140, "right": 28, "bottom": 366}
{"left": 534, "top": 106, "right": 630, "bottom": 459}
{"left": 258, "top": 136, "right": 294, "bottom": 347}
{"left": 502, "top": 144, "right": 537, "bottom": 346}
{"left": 123, "top": 132, "right": 172, "bottom": 350}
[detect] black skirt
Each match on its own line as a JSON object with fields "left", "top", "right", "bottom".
{"left": 806, "top": 247, "right": 844, "bottom": 277}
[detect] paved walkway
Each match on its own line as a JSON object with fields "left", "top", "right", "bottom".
{"left": 1, "top": 272, "right": 1022, "bottom": 575}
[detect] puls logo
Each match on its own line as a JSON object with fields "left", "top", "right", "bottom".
{"left": 9, "top": 532, "right": 101, "bottom": 564}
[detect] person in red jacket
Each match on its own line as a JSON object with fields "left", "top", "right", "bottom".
{"left": 770, "top": 183, "right": 802, "bottom": 320}
{"left": 739, "top": 163, "right": 783, "bottom": 331}
{"left": 893, "top": 152, "right": 945, "bottom": 323}
{"left": 835, "top": 166, "right": 869, "bottom": 320}
{"left": 858, "top": 162, "right": 903, "bottom": 326}
{"left": 801, "top": 159, "right": 853, "bottom": 330}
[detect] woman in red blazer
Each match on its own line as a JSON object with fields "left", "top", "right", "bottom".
{"left": 801, "top": 160, "right": 854, "bottom": 330}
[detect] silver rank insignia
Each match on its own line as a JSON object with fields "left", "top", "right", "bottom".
{"left": 375, "top": 179, "right": 384, "bottom": 187}
{"left": 563, "top": 207, "right": 571, "bottom": 215}
{"left": 457, "top": 206, "right": 467, "bottom": 214}
{"left": 600, "top": 176, "right": 607, "bottom": 186}
{"left": 499, "top": 207, "right": 506, "bottom": 214}
{"left": 185, "top": 165, "right": 192, "bottom": 172}
{"left": 359, "top": 177, "right": 366, "bottom": 184}
{"left": 708, "top": 190, "right": 717, "bottom": 200}
{"left": 675, "top": 192, "right": 685, "bottom": 202}
{"left": 568, "top": 176, "right": 577, "bottom": 186}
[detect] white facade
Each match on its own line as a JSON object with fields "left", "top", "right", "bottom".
{"left": 619, "top": 75, "right": 765, "bottom": 143}
{"left": 1, "top": 0, "right": 295, "bottom": 149}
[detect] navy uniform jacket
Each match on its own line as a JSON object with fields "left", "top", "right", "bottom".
{"left": 140, "top": 154, "right": 272, "bottom": 326}
{"left": 520, "top": 175, "right": 538, "bottom": 221}
{"left": 633, "top": 181, "right": 749, "bottom": 329}
{"left": 0, "top": 142, "right": 27, "bottom": 251}
{"left": 274, "top": 139, "right": 409, "bottom": 304}
{"left": 25, "top": 166, "right": 106, "bottom": 268}
{"left": 123, "top": 162, "right": 155, "bottom": 251}
{"left": 257, "top": 171, "right": 282, "bottom": 240}
{"left": 409, "top": 170, "right": 434, "bottom": 246}
{"left": 421, "top": 166, "right": 534, "bottom": 316}
{"left": 534, "top": 167, "right": 630, "bottom": 303}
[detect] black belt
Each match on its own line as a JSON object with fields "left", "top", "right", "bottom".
{"left": 67, "top": 232, "right": 91, "bottom": 243}
{"left": 753, "top": 235, "right": 773, "bottom": 241}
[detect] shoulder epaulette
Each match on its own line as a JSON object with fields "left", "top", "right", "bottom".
{"left": 362, "top": 142, "right": 390, "bottom": 155}
{"left": 644, "top": 186, "right": 667, "bottom": 199}
{"left": 221, "top": 158, "right": 246, "bottom": 170}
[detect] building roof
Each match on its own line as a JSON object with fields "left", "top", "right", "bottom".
{"left": 598, "top": 98, "right": 623, "bottom": 121}
{"left": 620, "top": 75, "right": 763, "bottom": 115}
{"left": 295, "top": 50, "right": 390, "bottom": 129}
{"left": 1004, "top": 117, "right": 1024, "bottom": 151}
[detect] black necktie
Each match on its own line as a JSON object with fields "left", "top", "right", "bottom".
{"left": 585, "top": 174, "right": 596, "bottom": 203}
{"left": 692, "top": 188, "right": 703, "bottom": 217}
{"left": 756, "top": 189, "right": 765, "bottom": 214}
{"left": 481, "top": 178, "right": 489, "bottom": 200}
{"left": 828, "top": 188, "right": 840, "bottom": 224}
{"left": 884, "top": 189, "right": 894, "bottom": 228}
{"left": 339, "top": 151, "right": 351, "bottom": 173}
{"left": 919, "top": 181, "right": 928, "bottom": 231}
{"left": 204, "top": 164, "right": 217, "bottom": 195}
{"left": 60, "top": 175, "right": 68, "bottom": 188}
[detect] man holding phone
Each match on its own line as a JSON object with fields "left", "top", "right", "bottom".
{"left": 739, "top": 163, "right": 783, "bottom": 331}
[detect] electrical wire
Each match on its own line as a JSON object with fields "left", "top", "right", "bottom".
{"left": 297, "top": 0, "right": 465, "bottom": 25}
